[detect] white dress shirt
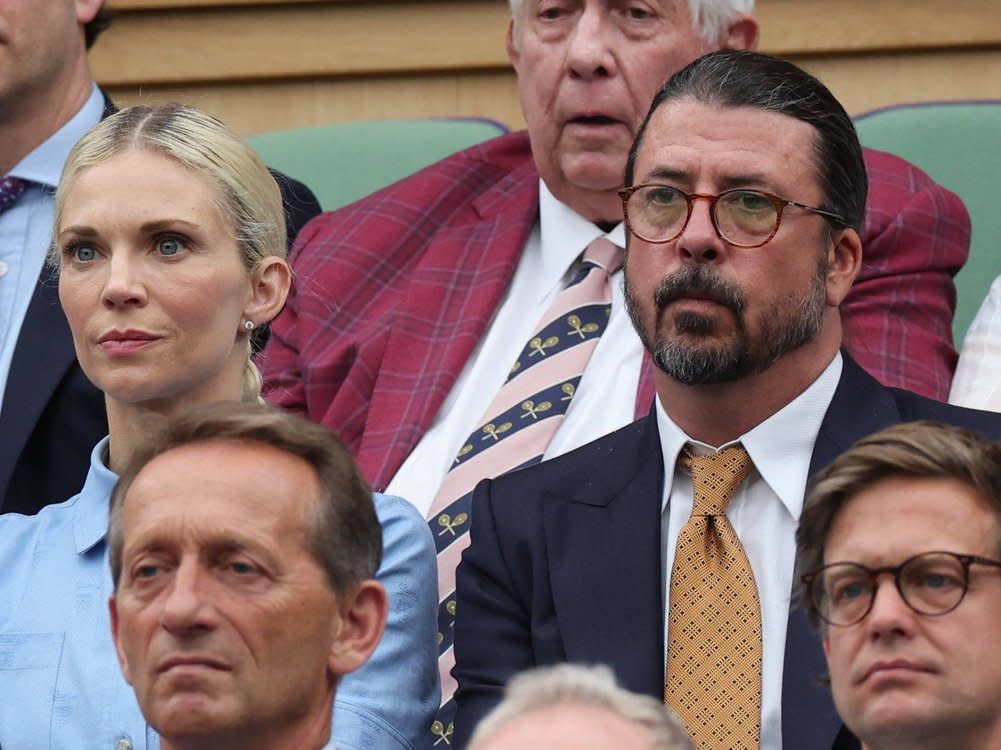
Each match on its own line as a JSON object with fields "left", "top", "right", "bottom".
{"left": 950, "top": 274, "right": 1001, "bottom": 412}
{"left": 0, "top": 84, "right": 104, "bottom": 413}
{"left": 387, "top": 180, "right": 644, "bottom": 516}
{"left": 656, "top": 353, "right": 843, "bottom": 750}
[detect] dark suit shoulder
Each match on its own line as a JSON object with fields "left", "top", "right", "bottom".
{"left": 888, "top": 386, "right": 1001, "bottom": 439}
{"left": 269, "top": 169, "right": 321, "bottom": 248}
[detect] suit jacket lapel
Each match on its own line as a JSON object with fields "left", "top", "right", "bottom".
{"left": 0, "top": 271, "right": 79, "bottom": 497}
{"left": 783, "top": 353, "right": 898, "bottom": 750}
{"left": 359, "top": 159, "right": 540, "bottom": 489}
{"left": 544, "top": 413, "right": 666, "bottom": 698}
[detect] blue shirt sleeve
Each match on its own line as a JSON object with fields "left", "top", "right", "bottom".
{"left": 332, "top": 493, "right": 440, "bottom": 750}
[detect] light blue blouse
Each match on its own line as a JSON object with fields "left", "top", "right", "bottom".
{"left": 0, "top": 438, "right": 439, "bottom": 750}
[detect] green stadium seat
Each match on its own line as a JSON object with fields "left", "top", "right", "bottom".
{"left": 854, "top": 101, "right": 1001, "bottom": 344}
{"left": 247, "top": 117, "right": 509, "bottom": 212}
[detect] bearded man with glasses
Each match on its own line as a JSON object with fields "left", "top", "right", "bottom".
{"left": 453, "top": 50, "right": 1001, "bottom": 750}
{"left": 798, "top": 421, "right": 1001, "bottom": 750}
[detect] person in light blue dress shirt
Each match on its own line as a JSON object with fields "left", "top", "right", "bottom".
{"left": 0, "top": 103, "right": 439, "bottom": 750}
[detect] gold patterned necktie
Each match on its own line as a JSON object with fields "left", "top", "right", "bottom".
{"left": 666, "top": 444, "right": 762, "bottom": 750}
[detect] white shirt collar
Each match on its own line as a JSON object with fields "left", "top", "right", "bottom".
{"left": 9, "top": 83, "right": 104, "bottom": 188}
{"left": 656, "top": 351, "right": 843, "bottom": 520}
{"left": 537, "top": 179, "right": 626, "bottom": 304}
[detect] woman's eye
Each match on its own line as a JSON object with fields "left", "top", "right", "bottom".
{"left": 155, "top": 236, "right": 187, "bottom": 256}
{"left": 69, "top": 244, "right": 97, "bottom": 262}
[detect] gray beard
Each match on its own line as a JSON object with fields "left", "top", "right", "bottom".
{"left": 625, "top": 260, "right": 828, "bottom": 386}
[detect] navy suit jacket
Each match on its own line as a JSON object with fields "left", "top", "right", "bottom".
{"left": 0, "top": 95, "right": 321, "bottom": 514}
{"left": 453, "top": 355, "right": 1001, "bottom": 750}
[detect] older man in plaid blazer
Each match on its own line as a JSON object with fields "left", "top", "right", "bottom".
{"left": 262, "top": 1, "right": 968, "bottom": 497}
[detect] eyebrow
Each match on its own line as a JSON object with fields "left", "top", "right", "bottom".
{"left": 58, "top": 218, "right": 202, "bottom": 241}
{"left": 639, "top": 167, "right": 775, "bottom": 192}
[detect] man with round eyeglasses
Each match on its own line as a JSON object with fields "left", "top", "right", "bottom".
{"left": 797, "top": 420, "right": 1001, "bottom": 750}
{"left": 454, "top": 50, "right": 1001, "bottom": 750}
{"left": 618, "top": 186, "right": 848, "bottom": 250}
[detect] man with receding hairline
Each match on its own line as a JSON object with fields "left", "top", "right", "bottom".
{"left": 109, "top": 402, "right": 389, "bottom": 750}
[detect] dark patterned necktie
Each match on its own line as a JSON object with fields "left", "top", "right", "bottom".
{"left": 426, "top": 237, "right": 623, "bottom": 744}
{"left": 666, "top": 445, "right": 762, "bottom": 750}
{"left": 0, "top": 177, "right": 28, "bottom": 214}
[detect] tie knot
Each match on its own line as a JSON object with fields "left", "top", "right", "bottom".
{"left": 582, "top": 237, "right": 624, "bottom": 276}
{"left": 0, "top": 176, "right": 29, "bottom": 214}
{"left": 681, "top": 444, "right": 752, "bottom": 516}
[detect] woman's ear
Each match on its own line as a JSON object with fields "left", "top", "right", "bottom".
{"left": 243, "top": 256, "right": 292, "bottom": 327}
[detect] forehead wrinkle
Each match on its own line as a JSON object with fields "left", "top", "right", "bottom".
{"left": 121, "top": 517, "right": 289, "bottom": 575}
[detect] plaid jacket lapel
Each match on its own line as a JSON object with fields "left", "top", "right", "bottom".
{"left": 358, "top": 158, "right": 540, "bottom": 488}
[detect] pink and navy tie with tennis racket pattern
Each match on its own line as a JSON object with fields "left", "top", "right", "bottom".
{"left": 426, "top": 237, "right": 623, "bottom": 745}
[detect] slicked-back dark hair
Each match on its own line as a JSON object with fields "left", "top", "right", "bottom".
{"left": 625, "top": 49, "right": 867, "bottom": 231}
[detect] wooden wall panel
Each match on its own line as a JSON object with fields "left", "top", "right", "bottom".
{"left": 97, "top": 0, "right": 1001, "bottom": 136}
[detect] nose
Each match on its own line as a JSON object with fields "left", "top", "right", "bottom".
{"left": 675, "top": 197, "right": 724, "bottom": 263}
{"left": 566, "top": 6, "right": 617, "bottom": 80}
{"left": 864, "top": 577, "right": 916, "bottom": 641}
{"left": 102, "top": 251, "right": 147, "bottom": 308}
{"left": 159, "top": 559, "right": 214, "bottom": 635}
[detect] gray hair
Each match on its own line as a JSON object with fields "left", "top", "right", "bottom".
{"left": 508, "top": 0, "right": 754, "bottom": 47}
{"left": 469, "top": 664, "right": 695, "bottom": 750}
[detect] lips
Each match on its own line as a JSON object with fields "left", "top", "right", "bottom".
{"left": 97, "top": 329, "right": 161, "bottom": 355}
{"left": 859, "top": 659, "right": 933, "bottom": 685}
{"left": 98, "top": 329, "right": 158, "bottom": 344}
{"left": 568, "top": 114, "right": 621, "bottom": 126}
{"left": 157, "top": 655, "right": 231, "bottom": 674}
{"left": 654, "top": 267, "right": 745, "bottom": 315}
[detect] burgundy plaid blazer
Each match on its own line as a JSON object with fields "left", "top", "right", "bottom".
{"left": 261, "top": 131, "right": 969, "bottom": 490}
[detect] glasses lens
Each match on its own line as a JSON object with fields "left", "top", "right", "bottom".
{"left": 899, "top": 552, "right": 968, "bottom": 615}
{"left": 630, "top": 186, "right": 688, "bottom": 241}
{"left": 716, "top": 191, "right": 779, "bottom": 245}
{"left": 815, "top": 563, "right": 874, "bottom": 626}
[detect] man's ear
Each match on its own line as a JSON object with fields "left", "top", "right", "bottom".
{"left": 720, "top": 14, "right": 759, "bottom": 51}
{"left": 242, "top": 257, "right": 292, "bottom": 329}
{"left": 328, "top": 581, "right": 389, "bottom": 676}
{"left": 825, "top": 227, "right": 862, "bottom": 307}
{"left": 506, "top": 19, "right": 520, "bottom": 68}
{"left": 76, "top": 0, "right": 105, "bottom": 25}
{"left": 109, "top": 596, "right": 134, "bottom": 686}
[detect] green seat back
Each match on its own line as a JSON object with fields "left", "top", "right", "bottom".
{"left": 247, "top": 117, "right": 509, "bottom": 212}
{"left": 854, "top": 101, "right": 1001, "bottom": 344}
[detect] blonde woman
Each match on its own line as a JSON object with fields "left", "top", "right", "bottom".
{"left": 0, "top": 104, "right": 438, "bottom": 750}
